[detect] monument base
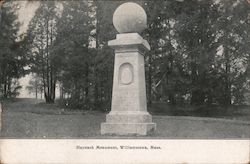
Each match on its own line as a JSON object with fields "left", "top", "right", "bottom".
{"left": 101, "top": 112, "right": 156, "bottom": 135}
{"left": 101, "top": 123, "right": 156, "bottom": 136}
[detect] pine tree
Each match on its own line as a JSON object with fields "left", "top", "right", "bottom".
{"left": 0, "top": 1, "right": 27, "bottom": 98}
{"left": 26, "top": 1, "right": 58, "bottom": 103}
{"left": 54, "top": 1, "right": 95, "bottom": 108}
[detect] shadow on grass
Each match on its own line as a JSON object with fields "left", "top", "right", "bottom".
{"left": 148, "top": 102, "right": 250, "bottom": 119}
{"left": 2, "top": 98, "right": 249, "bottom": 121}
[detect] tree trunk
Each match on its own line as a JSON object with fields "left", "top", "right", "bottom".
{"left": 35, "top": 85, "right": 38, "bottom": 99}
{"left": 148, "top": 50, "right": 152, "bottom": 107}
{"left": 3, "top": 81, "right": 7, "bottom": 98}
{"left": 35, "top": 78, "right": 38, "bottom": 99}
{"left": 7, "top": 77, "right": 11, "bottom": 98}
{"left": 94, "top": 0, "right": 100, "bottom": 108}
{"left": 224, "top": 52, "right": 231, "bottom": 106}
{"left": 40, "top": 89, "right": 43, "bottom": 99}
{"left": 59, "top": 82, "right": 63, "bottom": 100}
{"left": 45, "top": 18, "right": 51, "bottom": 103}
{"left": 50, "top": 19, "right": 56, "bottom": 103}
{"left": 190, "top": 54, "right": 205, "bottom": 105}
{"left": 85, "top": 63, "right": 89, "bottom": 106}
{"left": 168, "top": 51, "right": 176, "bottom": 105}
{"left": 93, "top": 0, "right": 100, "bottom": 108}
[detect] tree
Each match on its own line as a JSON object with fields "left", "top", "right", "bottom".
{"left": 0, "top": 1, "right": 27, "bottom": 98}
{"left": 143, "top": 0, "right": 187, "bottom": 105}
{"left": 26, "top": 1, "right": 58, "bottom": 103}
{"left": 172, "top": 0, "right": 220, "bottom": 105}
{"left": 26, "top": 74, "right": 44, "bottom": 99}
{"left": 214, "top": 0, "right": 250, "bottom": 105}
{"left": 54, "top": 1, "right": 95, "bottom": 108}
{"left": 92, "top": 0, "right": 122, "bottom": 109}
{"left": 22, "top": 0, "right": 250, "bottom": 109}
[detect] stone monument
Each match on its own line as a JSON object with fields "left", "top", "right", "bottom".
{"left": 101, "top": 2, "right": 156, "bottom": 135}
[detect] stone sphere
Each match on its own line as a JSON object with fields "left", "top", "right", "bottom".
{"left": 113, "top": 2, "right": 147, "bottom": 33}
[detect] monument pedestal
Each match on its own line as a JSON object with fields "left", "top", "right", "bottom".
{"left": 101, "top": 33, "right": 156, "bottom": 135}
{"left": 101, "top": 111, "right": 156, "bottom": 135}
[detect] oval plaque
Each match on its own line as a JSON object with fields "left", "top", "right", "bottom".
{"left": 119, "top": 63, "right": 133, "bottom": 85}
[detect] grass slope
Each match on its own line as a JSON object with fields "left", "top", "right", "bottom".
{"left": 1, "top": 98, "right": 249, "bottom": 138}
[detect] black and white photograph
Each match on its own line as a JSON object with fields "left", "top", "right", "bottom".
{"left": 0, "top": 0, "right": 250, "bottom": 163}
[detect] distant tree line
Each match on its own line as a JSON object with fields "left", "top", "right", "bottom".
{"left": 0, "top": 0, "right": 249, "bottom": 110}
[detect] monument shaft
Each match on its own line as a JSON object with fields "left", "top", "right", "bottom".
{"left": 101, "top": 33, "right": 156, "bottom": 135}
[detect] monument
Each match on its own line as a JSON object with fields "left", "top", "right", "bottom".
{"left": 101, "top": 2, "right": 156, "bottom": 135}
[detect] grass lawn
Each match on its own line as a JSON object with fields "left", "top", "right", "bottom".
{"left": 1, "top": 98, "right": 250, "bottom": 139}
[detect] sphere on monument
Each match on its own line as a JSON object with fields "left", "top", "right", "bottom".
{"left": 113, "top": 2, "right": 147, "bottom": 33}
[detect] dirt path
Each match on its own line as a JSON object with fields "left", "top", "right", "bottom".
{"left": 1, "top": 98, "right": 250, "bottom": 138}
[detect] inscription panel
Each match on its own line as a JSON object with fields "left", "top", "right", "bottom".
{"left": 118, "top": 63, "right": 134, "bottom": 85}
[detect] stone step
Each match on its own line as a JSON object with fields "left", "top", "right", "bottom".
{"left": 106, "top": 113, "right": 152, "bottom": 123}
{"left": 101, "top": 123, "right": 156, "bottom": 135}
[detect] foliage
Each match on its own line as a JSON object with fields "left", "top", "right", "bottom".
{"left": 26, "top": 74, "right": 44, "bottom": 99}
{"left": 53, "top": 1, "right": 95, "bottom": 109}
{"left": 0, "top": 2, "right": 27, "bottom": 98}
{"left": 4, "top": 0, "right": 250, "bottom": 109}
{"left": 26, "top": 1, "right": 59, "bottom": 103}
